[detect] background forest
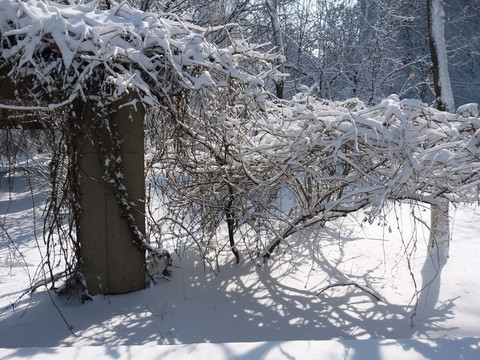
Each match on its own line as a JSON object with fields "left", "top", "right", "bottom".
{"left": 136, "top": 0, "right": 480, "bottom": 106}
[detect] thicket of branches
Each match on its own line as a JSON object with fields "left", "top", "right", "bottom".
{"left": 149, "top": 85, "right": 480, "bottom": 265}
{"left": 139, "top": 0, "right": 479, "bottom": 106}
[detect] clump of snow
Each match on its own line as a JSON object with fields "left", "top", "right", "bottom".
{"left": 194, "top": 71, "right": 212, "bottom": 89}
{"left": 456, "top": 103, "right": 479, "bottom": 118}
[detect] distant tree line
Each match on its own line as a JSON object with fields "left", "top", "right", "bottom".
{"left": 133, "top": 0, "right": 479, "bottom": 106}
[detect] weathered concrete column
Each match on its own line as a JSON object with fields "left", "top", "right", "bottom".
{"left": 77, "top": 94, "right": 146, "bottom": 295}
{"left": 2, "top": 68, "right": 147, "bottom": 295}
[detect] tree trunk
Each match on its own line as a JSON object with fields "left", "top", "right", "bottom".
{"left": 265, "top": 0, "right": 285, "bottom": 99}
{"left": 427, "top": 0, "right": 454, "bottom": 112}
{"left": 427, "top": 0, "right": 453, "bottom": 258}
{"left": 428, "top": 198, "right": 450, "bottom": 260}
{"left": 225, "top": 185, "right": 240, "bottom": 264}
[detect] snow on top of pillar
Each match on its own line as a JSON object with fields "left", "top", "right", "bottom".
{"left": 0, "top": 0, "right": 270, "bottom": 106}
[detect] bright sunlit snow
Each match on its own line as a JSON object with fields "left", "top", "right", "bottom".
{"left": 1, "top": 163, "right": 479, "bottom": 359}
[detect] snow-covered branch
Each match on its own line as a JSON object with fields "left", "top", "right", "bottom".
{"left": 0, "top": 0, "right": 272, "bottom": 109}
{"left": 153, "top": 82, "right": 480, "bottom": 262}
{"left": 247, "top": 93, "right": 480, "bottom": 257}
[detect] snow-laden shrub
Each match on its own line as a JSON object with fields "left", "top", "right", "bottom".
{"left": 155, "top": 84, "right": 480, "bottom": 263}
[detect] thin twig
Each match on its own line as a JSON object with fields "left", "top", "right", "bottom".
{"left": 45, "top": 283, "right": 78, "bottom": 337}
{"left": 316, "top": 282, "right": 381, "bottom": 301}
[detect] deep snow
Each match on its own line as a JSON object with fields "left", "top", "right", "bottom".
{"left": 1, "top": 166, "right": 480, "bottom": 359}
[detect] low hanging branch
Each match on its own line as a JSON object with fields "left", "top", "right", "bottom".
{"left": 0, "top": 0, "right": 273, "bottom": 109}
{"left": 152, "top": 88, "right": 480, "bottom": 264}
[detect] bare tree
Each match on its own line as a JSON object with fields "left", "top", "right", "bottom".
{"left": 427, "top": 0, "right": 454, "bottom": 112}
{"left": 426, "top": 0, "right": 455, "bottom": 260}
{"left": 265, "top": 0, "right": 286, "bottom": 98}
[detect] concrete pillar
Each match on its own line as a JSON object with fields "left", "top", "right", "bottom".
{"left": 1, "top": 69, "right": 147, "bottom": 295}
{"left": 77, "top": 94, "right": 146, "bottom": 295}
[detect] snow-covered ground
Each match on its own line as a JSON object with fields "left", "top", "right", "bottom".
{"left": 1, "top": 169, "right": 479, "bottom": 359}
